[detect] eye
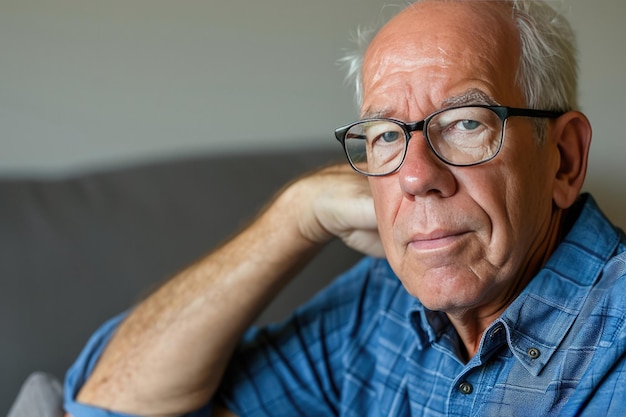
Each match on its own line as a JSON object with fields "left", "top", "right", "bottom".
{"left": 362, "top": 121, "right": 404, "bottom": 145}
{"left": 456, "top": 119, "right": 481, "bottom": 131}
{"left": 380, "top": 130, "right": 401, "bottom": 143}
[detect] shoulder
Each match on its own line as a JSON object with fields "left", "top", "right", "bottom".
{"left": 239, "top": 256, "right": 411, "bottom": 350}
{"left": 596, "top": 243, "right": 626, "bottom": 310}
{"left": 293, "top": 257, "right": 409, "bottom": 326}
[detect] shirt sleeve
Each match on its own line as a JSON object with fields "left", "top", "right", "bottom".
{"left": 63, "top": 313, "right": 138, "bottom": 417}
{"left": 63, "top": 312, "right": 211, "bottom": 417}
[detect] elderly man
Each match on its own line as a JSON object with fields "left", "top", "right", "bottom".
{"left": 64, "top": 0, "right": 626, "bottom": 416}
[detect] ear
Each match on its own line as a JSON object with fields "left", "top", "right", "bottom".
{"left": 550, "top": 111, "right": 592, "bottom": 209}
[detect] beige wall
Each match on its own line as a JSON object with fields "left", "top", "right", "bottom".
{"left": 567, "top": 0, "right": 626, "bottom": 229}
{"left": 1, "top": 0, "right": 624, "bottom": 227}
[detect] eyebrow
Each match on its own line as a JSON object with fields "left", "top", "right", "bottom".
{"left": 441, "top": 88, "right": 500, "bottom": 107}
{"left": 360, "top": 108, "right": 392, "bottom": 120}
{"left": 360, "top": 88, "right": 501, "bottom": 120}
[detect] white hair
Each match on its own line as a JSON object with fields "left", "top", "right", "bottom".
{"left": 339, "top": 0, "right": 578, "bottom": 115}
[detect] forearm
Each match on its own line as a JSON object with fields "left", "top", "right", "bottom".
{"left": 76, "top": 183, "right": 324, "bottom": 416}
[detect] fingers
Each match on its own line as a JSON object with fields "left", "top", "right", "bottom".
{"left": 303, "top": 164, "right": 384, "bottom": 257}
{"left": 342, "top": 229, "right": 386, "bottom": 258}
{"left": 270, "top": 163, "right": 384, "bottom": 257}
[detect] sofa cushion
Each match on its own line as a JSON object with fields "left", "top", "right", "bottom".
{"left": 7, "top": 373, "right": 63, "bottom": 417}
{"left": 0, "top": 148, "right": 363, "bottom": 414}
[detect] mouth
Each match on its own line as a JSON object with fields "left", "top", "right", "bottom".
{"left": 407, "top": 230, "right": 469, "bottom": 252}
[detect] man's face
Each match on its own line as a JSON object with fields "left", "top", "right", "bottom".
{"left": 363, "top": 2, "right": 560, "bottom": 316}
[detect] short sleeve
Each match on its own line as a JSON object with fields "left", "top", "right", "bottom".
{"left": 63, "top": 313, "right": 138, "bottom": 417}
{"left": 63, "top": 313, "right": 211, "bottom": 417}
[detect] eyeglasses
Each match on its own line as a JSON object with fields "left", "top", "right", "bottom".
{"left": 334, "top": 105, "right": 564, "bottom": 176}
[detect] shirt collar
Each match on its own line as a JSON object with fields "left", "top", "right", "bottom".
{"left": 407, "top": 194, "right": 622, "bottom": 374}
{"left": 500, "top": 194, "right": 621, "bottom": 375}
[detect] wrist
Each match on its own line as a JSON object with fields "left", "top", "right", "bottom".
{"left": 271, "top": 177, "right": 335, "bottom": 248}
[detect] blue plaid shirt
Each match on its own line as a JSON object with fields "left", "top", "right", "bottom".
{"left": 65, "top": 194, "right": 626, "bottom": 416}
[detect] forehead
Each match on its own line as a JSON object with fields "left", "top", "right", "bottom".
{"left": 362, "top": 1, "right": 522, "bottom": 118}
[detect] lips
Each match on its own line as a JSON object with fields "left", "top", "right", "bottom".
{"left": 406, "top": 229, "right": 469, "bottom": 251}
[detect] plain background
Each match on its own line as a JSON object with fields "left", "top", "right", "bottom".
{"left": 1, "top": 0, "right": 624, "bottom": 229}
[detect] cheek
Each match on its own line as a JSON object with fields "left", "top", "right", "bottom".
{"left": 475, "top": 157, "right": 552, "bottom": 259}
{"left": 369, "top": 177, "right": 401, "bottom": 242}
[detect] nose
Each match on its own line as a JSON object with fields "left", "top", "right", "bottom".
{"left": 397, "top": 134, "right": 457, "bottom": 198}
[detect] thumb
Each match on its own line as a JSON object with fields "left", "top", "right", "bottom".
{"left": 331, "top": 190, "right": 385, "bottom": 257}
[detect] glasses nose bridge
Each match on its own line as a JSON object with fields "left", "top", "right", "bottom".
{"left": 400, "top": 119, "right": 443, "bottom": 168}
{"left": 403, "top": 120, "right": 426, "bottom": 140}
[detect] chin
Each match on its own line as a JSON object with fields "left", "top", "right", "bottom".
{"left": 398, "top": 265, "right": 486, "bottom": 312}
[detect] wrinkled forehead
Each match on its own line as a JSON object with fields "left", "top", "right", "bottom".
{"left": 362, "top": 0, "right": 522, "bottom": 116}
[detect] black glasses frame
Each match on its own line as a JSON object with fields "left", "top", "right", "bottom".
{"left": 334, "top": 105, "right": 565, "bottom": 176}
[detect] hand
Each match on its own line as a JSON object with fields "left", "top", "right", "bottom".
{"left": 284, "top": 163, "right": 384, "bottom": 258}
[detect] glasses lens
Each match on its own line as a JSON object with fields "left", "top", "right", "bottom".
{"left": 344, "top": 120, "right": 406, "bottom": 175}
{"left": 427, "top": 107, "right": 504, "bottom": 165}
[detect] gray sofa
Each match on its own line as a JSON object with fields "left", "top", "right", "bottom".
{"left": 1, "top": 148, "right": 363, "bottom": 415}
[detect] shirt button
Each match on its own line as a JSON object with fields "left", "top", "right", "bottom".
{"left": 459, "top": 381, "right": 474, "bottom": 395}
{"left": 527, "top": 347, "right": 541, "bottom": 359}
{"left": 490, "top": 324, "right": 504, "bottom": 338}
